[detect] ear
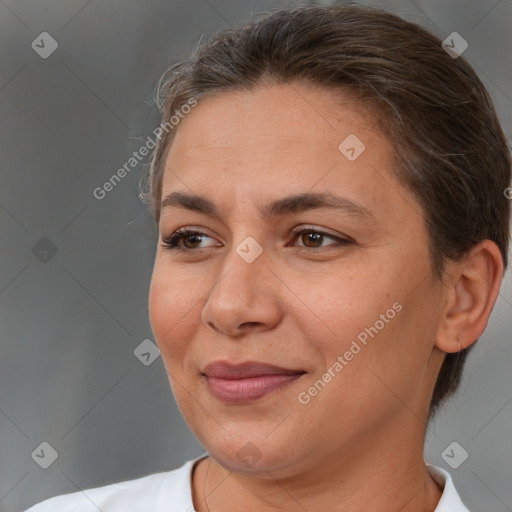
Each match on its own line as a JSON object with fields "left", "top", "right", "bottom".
{"left": 435, "top": 240, "right": 504, "bottom": 354}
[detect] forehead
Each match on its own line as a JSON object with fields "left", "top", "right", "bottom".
{"left": 167, "top": 83, "right": 377, "bottom": 160}
{"left": 159, "top": 83, "right": 422, "bottom": 234}
{"left": 163, "top": 83, "right": 389, "bottom": 185}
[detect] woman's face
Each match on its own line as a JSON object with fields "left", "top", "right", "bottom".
{"left": 149, "top": 82, "right": 446, "bottom": 476}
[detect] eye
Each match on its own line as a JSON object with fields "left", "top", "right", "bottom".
{"left": 160, "top": 228, "right": 218, "bottom": 251}
{"left": 160, "top": 226, "right": 352, "bottom": 252}
{"left": 290, "top": 226, "right": 352, "bottom": 250}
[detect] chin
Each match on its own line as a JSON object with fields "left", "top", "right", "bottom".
{"left": 198, "top": 428, "right": 309, "bottom": 477}
{"left": 210, "top": 445, "right": 285, "bottom": 475}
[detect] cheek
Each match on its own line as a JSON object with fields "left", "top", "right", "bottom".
{"left": 302, "top": 268, "right": 411, "bottom": 380}
{"left": 310, "top": 278, "right": 434, "bottom": 420}
{"left": 148, "top": 262, "right": 198, "bottom": 360}
{"left": 304, "top": 271, "right": 389, "bottom": 342}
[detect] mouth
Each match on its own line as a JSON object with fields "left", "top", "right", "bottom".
{"left": 201, "top": 360, "right": 306, "bottom": 404}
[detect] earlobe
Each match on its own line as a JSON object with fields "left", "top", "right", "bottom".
{"left": 434, "top": 240, "right": 504, "bottom": 354}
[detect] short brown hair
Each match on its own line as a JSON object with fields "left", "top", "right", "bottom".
{"left": 140, "top": 4, "right": 511, "bottom": 417}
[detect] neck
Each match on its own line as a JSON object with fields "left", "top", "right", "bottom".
{"left": 192, "top": 419, "right": 443, "bottom": 512}
{"left": 193, "top": 446, "right": 442, "bottom": 512}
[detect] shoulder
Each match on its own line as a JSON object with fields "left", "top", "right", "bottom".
{"left": 24, "top": 456, "right": 204, "bottom": 512}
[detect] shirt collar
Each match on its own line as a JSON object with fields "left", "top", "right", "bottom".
{"left": 427, "top": 464, "right": 471, "bottom": 511}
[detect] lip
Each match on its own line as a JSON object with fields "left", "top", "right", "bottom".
{"left": 202, "top": 360, "right": 306, "bottom": 404}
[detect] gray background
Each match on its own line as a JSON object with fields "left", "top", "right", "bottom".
{"left": 0, "top": 1, "right": 510, "bottom": 511}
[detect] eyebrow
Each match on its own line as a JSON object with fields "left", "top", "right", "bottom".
{"left": 160, "top": 191, "right": 377, "bottom": 223}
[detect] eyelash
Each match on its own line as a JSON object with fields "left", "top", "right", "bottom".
{"left": 160, "top": 226, "right": 352, "bottom": 253}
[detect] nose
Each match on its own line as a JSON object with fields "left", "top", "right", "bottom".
{"left": 201, "top": 243, "right": 283, "bottom": 338}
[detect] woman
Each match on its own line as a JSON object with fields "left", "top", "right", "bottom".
{"left": 26, "top": 4, "right": 510, "bottom": 511}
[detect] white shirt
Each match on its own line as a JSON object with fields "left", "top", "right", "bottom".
{"left": 25, "top": 455, "right": 470, "bottom": 511}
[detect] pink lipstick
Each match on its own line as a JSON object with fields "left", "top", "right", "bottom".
{"left": 202, "top": 361, "right": 305, "bottom": 404}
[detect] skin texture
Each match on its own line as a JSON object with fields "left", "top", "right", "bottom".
{"left": 148, "top": 82, "right": 503, "bottom": 511}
